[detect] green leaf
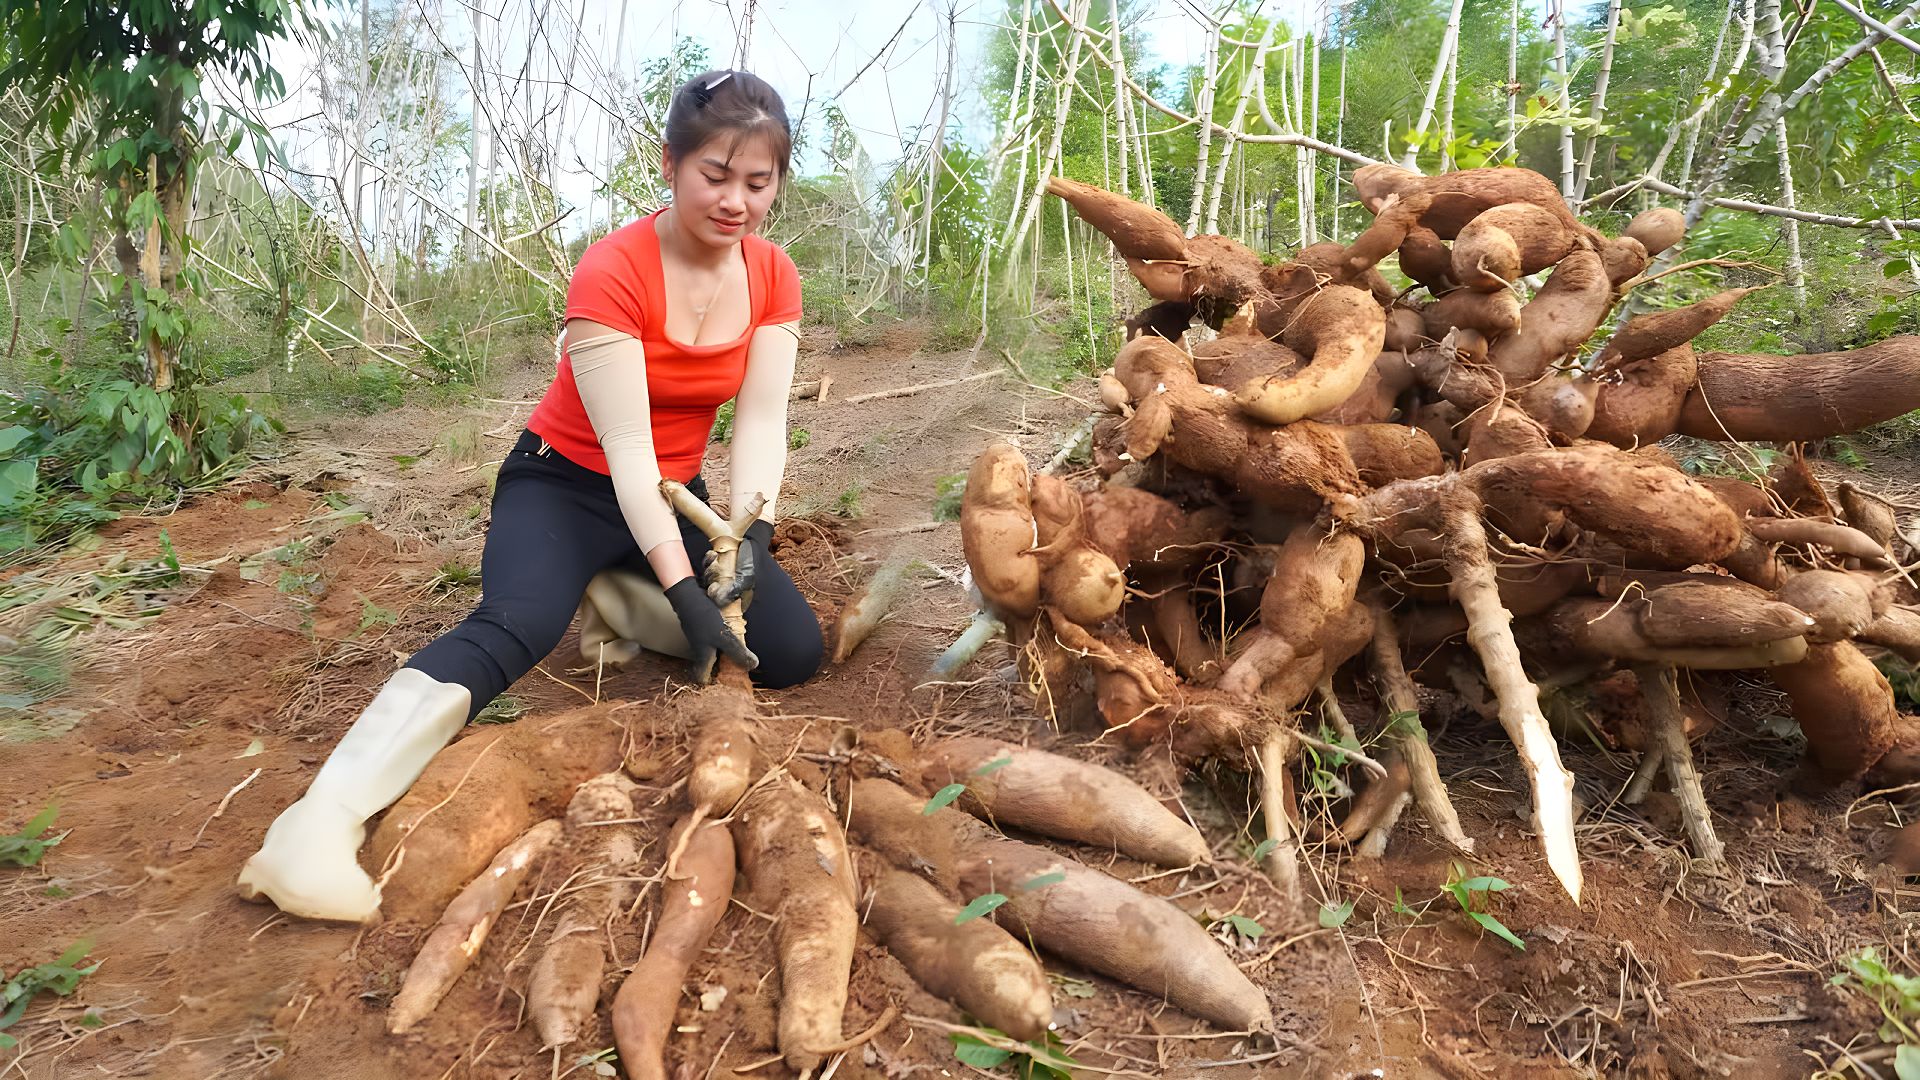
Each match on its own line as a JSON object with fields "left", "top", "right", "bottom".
{"left": 0, "top": 427, "right": 31, "bottom": 455}
{"left": 950, "top": 1035, "right": 1013, "bottom": 1068}
{"left": 923, "top": 783, "right": 966, "bottom": 815}
{"left": 1895, "top": 1044, "right": 1920, "bottom": 1080}
{"left": 1225, "top": 914, "right": 1266, "bottom": 940}
{"left": 1887, "top": 260, "right": 1913, "bottom": 280}
{"left": 1020, "top": 871, "right": 1065, "bottom": 891}
{"left": 1251, "top": 837, "right": 1278, "bottom": 862}
{"left": 1455, "top": 876, "right": 1511, "bottom": 895}
{"left": 955, "top": 892, "right": 1008, "bottom": 925}
{"left": 0, "top": 458, "right": 37, "bottom": 506}
{"left": 1470, "top": 911, "right": 1526, "bottom": 950}
{"left": 1319, "top": 899, "right": 1356, "bottom": 929}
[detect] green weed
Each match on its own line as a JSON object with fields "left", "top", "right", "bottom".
{"left": 932, "top": 473, "right": 966, "bottom": 522}
{"left": 430, "top": 560, "right": 478, "bottom": 591}
{"left": 0, "top": 939, "right": 98, "bottom": 1051}
{"left": 0, "top": 806, "right": 64, "bottom": 867}
{"left": 1830, "top": 947, "right": 1920, "bottom": 1073}
{"left": 787, "top": 427, "right": 810, "bottom": 450}
{"left": 1442, "top": 864, "right": 1525, "bottom": 950}
{"left": 475, "top": 695, "right": 526, "bottom": 725}
{"left": 357, "top": 596, "right": 397, "bottom": 634}
{"left": 833, "top": 482, "right": 865, "bottom": 519}
{"left": 948, "top": 1026, "right": 1079, "bottom": 1079}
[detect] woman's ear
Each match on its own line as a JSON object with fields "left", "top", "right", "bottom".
{"left": 659, "top": 147, "right": 676, "bottom": 187}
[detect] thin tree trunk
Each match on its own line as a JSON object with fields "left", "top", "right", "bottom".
{"left": 1205, "top": 24, "right": 1274, "bottom": 234}
{"left": 1109, "top": 0, "right": 1129, "bottom": 197}
{"left": 1773, "top": 115, "right": 1806, "bottom": 309}
{"left": 1554, "top": 0, "right": 1574, "bottom": 197}
{"left": 999, "top": 0, "right": 1052, "bottom": 248}
{"left": 1334, "top": 1, "right": 1349, "bottom": 240}
{"left": 1011, "top": 0, "right": 1089, "bottom": 253}
{"left": 993, "top": 0, "right": 1035, "bottom": 197}
{"left": 1440, "top": 22, "right": 1458, "bottom": 171}
{"left": 1402, "top": 0, "right": 1466, "bottom": 169}
{"left": 1187, "top": 23, "right": 1223, "bottom": 234}
{"left": 464, "top": 6, "right": 483, "bottom": 261}
{"left": 1665, "top": 0, "right": 1740, "bottom": 187}
{"left": 1307, "top": 13, "right": 1320, "bottom": 236}
{"left": 1507, "top": 0, "right": 1520, "bottom": 147}
{"left": 1572, "top": 0, "right": 1623, "bottom": 201}
{"left": 921, "top": 0, "right": 958, "bottom": 273}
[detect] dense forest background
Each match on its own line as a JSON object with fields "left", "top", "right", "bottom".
{"left": 0, "top": 0, "right": 1915, "bottom": 549}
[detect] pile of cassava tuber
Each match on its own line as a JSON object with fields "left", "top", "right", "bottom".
{"left": 371, "top": 482, "right": 1286, "bottom": 1076}
{"left": 957, "top": 167, "right": 1920, "bottom": 908}
{"left": 369, "top": 701, "right": 1278, "bottom": 1076}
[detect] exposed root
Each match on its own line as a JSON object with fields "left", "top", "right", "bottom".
{"left": 1631, "top": 664, "right": 1726, "bottom": 864}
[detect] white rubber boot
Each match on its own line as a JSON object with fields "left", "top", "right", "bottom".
{"left": 236, "top": 668, "right": 470, "bottom": 922}
{"left": 578, "top": 569, "right": 693, "bottom": 665}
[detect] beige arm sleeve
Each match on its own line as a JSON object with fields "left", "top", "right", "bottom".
{"left": 728, "top": 320, "right": 800, "bottom": 521}
{"left": 565, "top": 321, "right": 684, "bottom": 553}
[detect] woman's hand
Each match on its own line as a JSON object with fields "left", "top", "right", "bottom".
{"left": 664, "top": 578, "right": 758, "bottom": 683}
{"left": 706, "top": 518, "right": 772, "bottom": 607}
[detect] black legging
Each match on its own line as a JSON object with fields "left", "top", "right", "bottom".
{"left": 407, "top": 430, "right": 824, "bottom": 719}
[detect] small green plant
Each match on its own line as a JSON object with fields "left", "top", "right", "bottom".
{"left": 948, "top": 1026, "right": 1080, "bottom": 1079}
{"left": 709, "top": 400, "right": 735, "bottom": 444}
{"left": 1318, "top": 898, "right": 1356, "bottom": 929}
{"left": 0, "top": 806, "right": 64, "bottom": 867}
{"left": 430, "top": 560, "right": 479, "bottom": 591}
{"left": 1831, "top": 948, "right": 1920, "bottom": 1074}
{"left": 1880, "top": 656, "right": 1920, "bottom": 711}
{"left": 475, "top": 695, "right": 527, "bottom": 725}
{"left": 1211, "top": 912, "right": 1266, "bottom": 943}
{"left": 833, "top": 482, "right": 865, "bottom": 519}
{"left": 1442, "top": 863, "right": 1524, "bottom": 950}
{"left": 0, "top": 939, "right": 98, "bottom": 1050}
{"left": 922, "top": 753, "right": 1013, "bottom": 816}
{"left": 955, "top": 870, "right": 1065, "bottom": 926}
{"left": 932, "top": 473, "right": 966, "bottom": 522}
{"left": 357, "top": 596, "right": 398, "bottom": 633}
{"left": 787, "top": 427, "right": 811, "bottom": 450}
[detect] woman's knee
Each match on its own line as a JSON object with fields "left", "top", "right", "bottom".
{"left": 747, "top": 607, "right": 825, "bottom": 689}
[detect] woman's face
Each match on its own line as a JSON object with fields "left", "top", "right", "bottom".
{"left": 663, "top": 133, "right": 781, "bottom": 251}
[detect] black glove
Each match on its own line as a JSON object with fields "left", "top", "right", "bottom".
{"left": 705, "top": 518, "right": 773, "bottom": 608}
{"left": 665, "top": 577, "right": 758, "bottom": 684}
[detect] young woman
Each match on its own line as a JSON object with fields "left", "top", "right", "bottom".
{"left": 238, "top": 70, "right": 822, "bottom": 922}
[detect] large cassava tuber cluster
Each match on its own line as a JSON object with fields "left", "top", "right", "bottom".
{"left": 988, "top": 167, "right": 1920, "bottom": 906}
{"left": 374, "top": 713, "right": 1274, "bottom": 1074}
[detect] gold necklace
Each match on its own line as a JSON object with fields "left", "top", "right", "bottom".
{"left": 663, "top": 209, "right": 735, "bottom": 344}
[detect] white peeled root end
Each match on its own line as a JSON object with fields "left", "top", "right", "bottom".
{"left": 1443, "top": 500, "right": 1582, "bottom": 904}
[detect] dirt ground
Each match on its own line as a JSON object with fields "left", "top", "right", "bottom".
{"left": 3, "top": 323, "right": 1917, "bottom": 1079}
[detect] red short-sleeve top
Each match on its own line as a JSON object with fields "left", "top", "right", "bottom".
{"left": 527, "top": 209, "right": 802, "bottom": 481}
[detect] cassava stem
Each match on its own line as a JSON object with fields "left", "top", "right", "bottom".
{"left": 1631, "top": 664, "right": 1726, "bottom": 863}
{"left": 1369, "top": 607, "right": 1474, "bottom": 854}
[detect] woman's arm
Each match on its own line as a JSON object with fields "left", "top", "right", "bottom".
{"left": 566, "top": 318, "right": 696, "bottom": 587}
{"left": 727, "top": 320, "right": 801, "bottom": 523}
